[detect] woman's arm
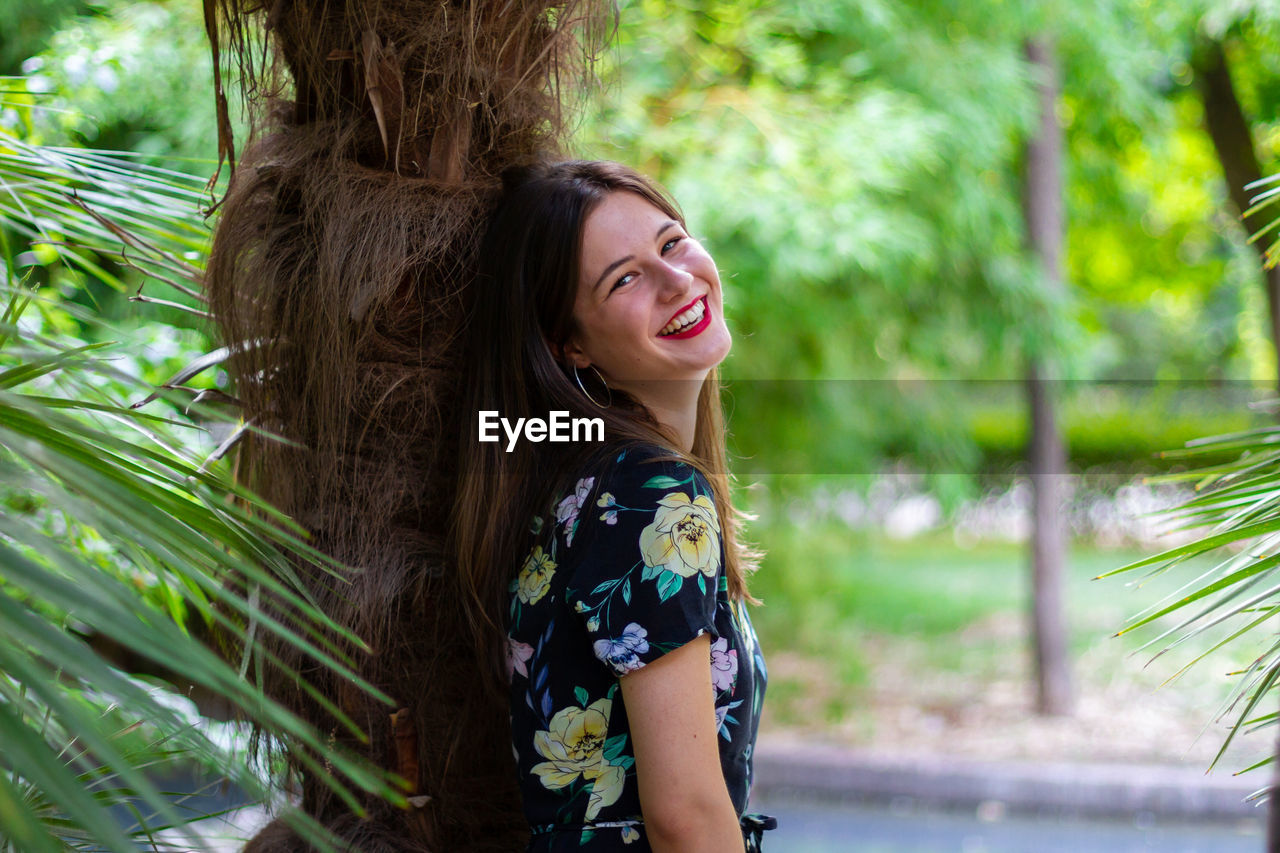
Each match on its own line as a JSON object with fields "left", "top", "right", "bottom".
{"left": 620, "top": 633, "right": 745, "bottom": 853}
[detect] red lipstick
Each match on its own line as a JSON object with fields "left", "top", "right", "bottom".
{"left": 660, "top": 297, "right": 711, "bottom": 340}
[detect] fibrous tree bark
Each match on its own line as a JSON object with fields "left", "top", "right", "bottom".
{"left": 201, "top": 1, "right": 613, "bottom": 849}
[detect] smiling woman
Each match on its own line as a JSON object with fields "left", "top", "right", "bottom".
{"left": 451, "top": 160, "right": 773, "bottom": 851}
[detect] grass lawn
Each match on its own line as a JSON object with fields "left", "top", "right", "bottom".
{"left": 749, "top": 522, "right": 1165, "bottom": 653}
{"left": 748, "top": 518, "right": 1266, "bottom": 768}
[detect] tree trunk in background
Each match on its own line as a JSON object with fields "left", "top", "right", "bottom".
{"left": 1023, "top": 36, "right": 1074, "bottom": 717}
{"left": 1195, "top": 37, "right": 1280, "bottom": 393}
{"left": 1191, "top": 35, "right": 1280, "bottom": 850}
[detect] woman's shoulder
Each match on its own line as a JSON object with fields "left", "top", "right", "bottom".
{"left": 579, "top": 441, "right": 707, "bottom": 489}
{"left": 548, "top": 443, "right": 709, "bottom": 519}
{"left": 546, "top": 442, "right": 718, "bottom": 559}
{"left": 556, "top": 444, "right": 727, "bottom": 678}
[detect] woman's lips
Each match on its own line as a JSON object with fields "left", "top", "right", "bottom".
{"left": 665, "top": 295, "right": 702, "bottom": 326}
{"left": 660, "top": 296, "right": 711, "bottom": 340}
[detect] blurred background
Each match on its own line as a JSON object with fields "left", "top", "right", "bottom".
{"left": 6, "top": 0, "right": 1280, "bottom": 850}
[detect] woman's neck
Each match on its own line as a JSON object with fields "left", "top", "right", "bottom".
{"left": 622, "top": 378, "right": 704, "bottom": 453}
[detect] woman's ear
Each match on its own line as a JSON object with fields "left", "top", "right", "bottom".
{"left": 557, "top": 336, "right": 591, "bottom": 370}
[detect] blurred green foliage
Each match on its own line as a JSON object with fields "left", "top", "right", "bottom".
{"left": 569, "top": 0, "right": 1280, "bottom": 481}
{"left": 0, "top": 0, "right": 88, "bottom": 76}
{"left": 967, "top": 384, "right": 1261, "bottom": 472}
{"left": 17, "top": 0, "right": 221, "bottom": 160}
{"left": 3, "top": 0, "right": 1280, "bottom": 478}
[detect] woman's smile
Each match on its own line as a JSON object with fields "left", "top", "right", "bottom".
{"left": 658, "top": 296, "right": 711, "bottom": 339}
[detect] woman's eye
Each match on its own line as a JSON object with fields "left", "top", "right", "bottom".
{"left": 662, "top": 237, "right": 682, "bottom": 253}
{"left": 611, "top": 272, "right": 636, "bottom": 292}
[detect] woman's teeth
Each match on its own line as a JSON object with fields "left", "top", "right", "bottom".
{"left": 659, "top": 298, "right": 706, "bottom": 336}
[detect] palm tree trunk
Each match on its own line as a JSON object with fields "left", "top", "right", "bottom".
{"left": 1023, "top": 35, "right": 1073, "bottom": 716}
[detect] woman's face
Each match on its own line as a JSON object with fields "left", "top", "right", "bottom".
{"left": 563, "top": 191, "right": 731, "bottom": 393}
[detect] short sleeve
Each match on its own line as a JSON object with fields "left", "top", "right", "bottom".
{"left": 562, "top": 447, "right": 722, "bottom": 678}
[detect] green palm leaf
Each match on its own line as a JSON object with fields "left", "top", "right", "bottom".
{"left": 1108, "top": 420, "right": 1280, "bottom": 772}
{"left": 1, "top": 131, "right": 401, "bottom": 849}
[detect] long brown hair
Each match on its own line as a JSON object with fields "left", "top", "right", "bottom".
{"left": 450, "top": 159, "right": 758, "bottom": 695}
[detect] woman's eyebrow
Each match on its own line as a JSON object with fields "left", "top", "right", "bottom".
{"left": 593, "top": 255, "right": 634, "bottom": 292}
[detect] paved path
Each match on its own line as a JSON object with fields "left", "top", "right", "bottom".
{"left": 170, "top": 738, "right": 1269, "bottom": 850}
{"left": 752, "top": 738, "right": 1266, "bottom": 821}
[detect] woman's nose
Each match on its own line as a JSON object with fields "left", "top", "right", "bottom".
{"left": 659, "top": 261, "right": 695, "bottom": 298}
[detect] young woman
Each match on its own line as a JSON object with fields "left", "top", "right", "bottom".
{"left": 452, "top": 160, "right": 773, "bottom": 852}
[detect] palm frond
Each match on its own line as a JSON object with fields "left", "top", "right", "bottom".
{"left": 1109, "top": 167, "right": 1280, "bottom": 779}
{"left": 0, "top": 135, "right": 401, "bottom": 849}
{"left": 1246, "top": 172, "right": 1280, "bottom": 270}
{"left": 1108, "top": 425, "right": 1280, "bottom": 772}
{"left": 0, "top": 135, "right": 212, "bottom": 295}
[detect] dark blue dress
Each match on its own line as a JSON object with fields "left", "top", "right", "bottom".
{"left": 506, "top": 444, "right": 771, "bottom": 851}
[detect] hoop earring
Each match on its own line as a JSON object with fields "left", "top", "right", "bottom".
{"left": 573, "top": 363, "right": 612, "bottom": 409}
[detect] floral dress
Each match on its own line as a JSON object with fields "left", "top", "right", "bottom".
{"left": 507, "top": 444, "right": 772, "bottom": 852}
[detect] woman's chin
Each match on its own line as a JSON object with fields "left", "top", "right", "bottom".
{"left": 704, "top": 325, "right": 732, "bottom": 366}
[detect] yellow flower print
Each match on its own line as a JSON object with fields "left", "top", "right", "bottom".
{"left": 638, "top": 492, "right": 721, "bottom": 578}
{"left": 531, "top": 698, "right": 624, "bottom": 820}
{"left": 516, "top": 546, "right": 556, "bottom": 605}
{"left": 585, "top": 762, "right": 624, "bottom": 821}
